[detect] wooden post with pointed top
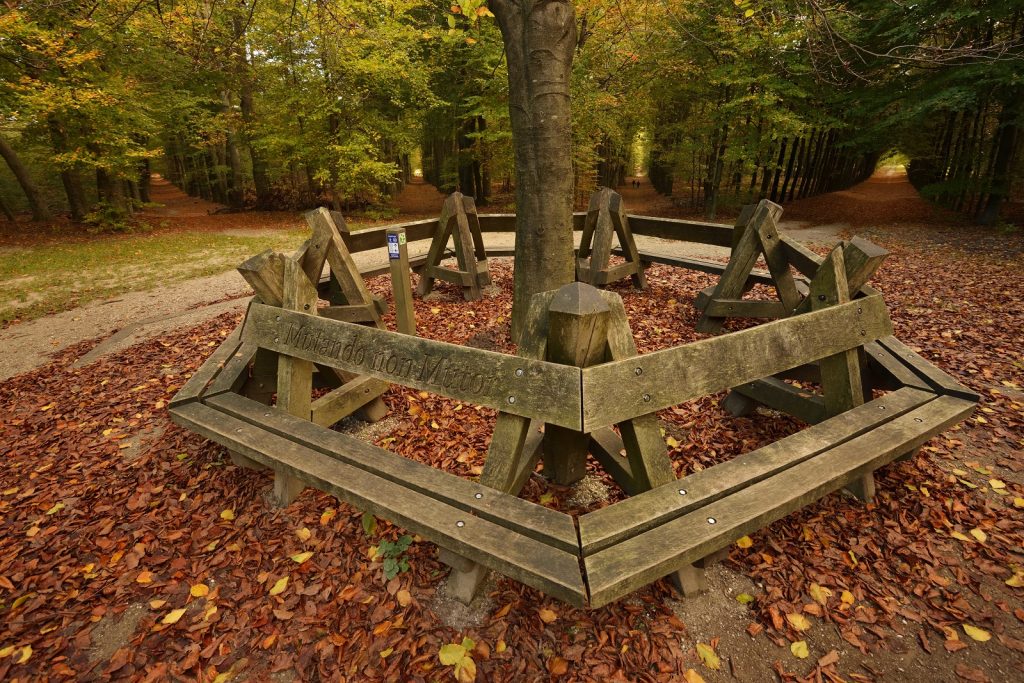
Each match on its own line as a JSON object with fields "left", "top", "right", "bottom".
{"left": 541, "top": 282, "right": 611, "bottom": 484}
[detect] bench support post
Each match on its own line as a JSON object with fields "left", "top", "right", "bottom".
{"left": 272, "top": 257, "right": 318, "bottom": 506}
{"left": 417, "top": 192, "right": 490, "bottom": 301}
{"left": 809, "top": 246, "right": 875, "bottom": 502}
{"left": 576, "top": 188, "right": 646, "bottom": 289}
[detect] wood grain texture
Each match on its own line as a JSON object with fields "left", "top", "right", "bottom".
{"left": 599, "top": 290, "right": 675, "bottom": 490}
{"left": 584, "top": 394, "right": 976, "bottom": 607}
{"left": 387, "top": 227, "right": 417, "bottom": 335}
{"left": 171, "top": 401, "right": 586, "bottom": 605}
{"left": 541, "top": 283, "right": 610, "bottom": 484}
{"left": 169, "top": 325, "right": 243, "bottom": 406}
{"left": 581, "top": 294, "right": 893, "bottom": 430}
{"left": 242, "top": 303, "right": 584, "bottom": 429}
{"left": 578, "top": 387, "right": 934, "bottom": 555}
{"left": 237, "top": 250, "right": 286, "bottom": 306}
{"left": 877, "top": 335, "right": 981, "bottom": 400}
{"left": 731, "top": 377, "right": 826, "bottom": 424}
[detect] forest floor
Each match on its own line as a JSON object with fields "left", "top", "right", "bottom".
{"left": 1, "top": 170, "right": 1022, "bottom": 682}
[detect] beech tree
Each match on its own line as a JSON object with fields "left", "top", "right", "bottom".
{"left": 491, "top": 0, "right": 578, "bottom": 340}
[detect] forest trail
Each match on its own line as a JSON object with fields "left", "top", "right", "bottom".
{"left": 2, "top": 172, "right": 926, "bottom": 379}
{"left": 393, "top": 177, "right": 446, "bottom": 215}
{"left": 141, "top": 174, "right": 224, "bottom": 217}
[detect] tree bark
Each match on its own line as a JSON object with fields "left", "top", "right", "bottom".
{"left": 0, "top": 134, "right": 51, "bottom": 221}
{"left": 0, "top": 192, "right": 15, "bottom": 221}
{"left": 48, "top": 117, "right": 87, "bottom": 221}
{"left": 493, "top": 0, "right": 577, "bottom": 342}
{"left": 980, "top": 91, "right": 1021, "bottom": 225}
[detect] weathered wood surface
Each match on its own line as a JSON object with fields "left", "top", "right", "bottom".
{"left": 273, "top": 257, "right": 318, "bottom": 505}
{"left": 169, "top": 325, "right": 244, "bottom": 407}
{"left": 877, "top": 335, "right": 980, "bottom": 400}
{"left": 238, "top": 250, "right": 286, "bottom": 305}
{"left": 242, "top": 303, "right": 584, "bottom": 429}
{"left": 578, "top": 387, "right": 934, "bottom": 555}
{"left": 387, "top": 227, "right": 416, "bottom": 335}
{"left": 310, "top": 375, "right": 391, "bottom": 427}
{"left": 864, "top": 340, "right": 931, "bottom": 391}
{"left": 418, "top": 192, "right": 490, "bottom": 300}
{"left": 171, "top": 401, "right": 586, "bottom": 605}
{"left": 204, "top": 342, "right": 257, "bottom": 397}
{"left": 583, "top": 393, "right": 976, "bottom": 607}
{"left": 478, "top": 291, "right": 554, "bottom": 493}
{"left": 581, "top": 294, "right": 893, "bottom": 430}
{"left": 793, "top": 238, "right": 889, "bottom": 314}
{"left": 576, "top": 189, "right": 645, "bottom": 289}
{"left": 599, "top": 290, "right": 675, "bottom": 491}
{"left": 588, "top": 428, "right": 637, "bottom": 494}
{"left": 318, "top": 304, "right": 380, "bottom": 324}
{"left": 809, "top": 248, "right": 866, "bottom": 418}
{"left": 696, "top": 201, "right": 783, "bottom": 333}
{"left": 207, "top": 392, "right": 577, "bottom": 552}
{"left": 703, "top": 299, "right": 788, "bottom": 319}
{"left": 754, "top": 210, "right": 802, "bottom": 310}
{"left": 731, "top": 377, "right": 827, "bottom": 424}
{"left": 542, "top": 283, "right": 612, "bottom": 484}
{"left": 341, "top": 218, "right": 439, "bottom": 254}
{"left": 625, "top": 215, "right": 734, "bottom": 247}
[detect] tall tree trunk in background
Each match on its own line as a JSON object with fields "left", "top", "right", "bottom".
{"left": 980, "top": 91, "right": 1021, "bottom": 225}
{"left": 493, "top": 0, "right": 577, "bottom": 342}
{"left": 48, "top": 117, "right": 87, "bottom": 220}
{"left": 234, "top": 11, "right": 272, "bottom": 209}
{"left": 0, "top": 134, "right": 51, "bottom": 221}
{"left": 704, "top": 122, "right": 728, "bottom": 220}
{"left": 221, "top": 91, "right": 245, "bottom": 209}
{"left": 138, "top": 159, "right": 152, "bottom": 203}
{"left": 0, "top": 193, "right": 15, "bottom": 221}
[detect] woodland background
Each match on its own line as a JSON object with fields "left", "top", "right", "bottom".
{"left": 0, "top": 0, "right": 1021, "bottom": 229}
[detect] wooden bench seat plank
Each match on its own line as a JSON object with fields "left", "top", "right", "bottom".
{"left": 578, "top": 387, "right": 933, "bottom": 555}
{"left": 205, "top": 392, "right": 580, "bottom": 553}
{"left": 169, "top": 325, "right": 244, "bottom": 407}
{"left": 864, "top": 340, "right": 931, "bottom": 391}
{"left": 581, "top": 294, "right": 893, "bottom": 430}
{"left": 584, "top": 393, "right": 976, "bottom": 607}
{"left": 204, "top": 342, "right": 257, "bottom": 398}
{"left": 243, "top": 302, "right": 584, "bottom": 429}
{"left": 170, "top": 401, "right": 586, "bottom": 605}
{"left": 877, "top": 335, "right": 980, "bottom": 400}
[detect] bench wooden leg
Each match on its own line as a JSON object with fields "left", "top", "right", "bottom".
{"left": 272, "top": 472, "right": 305, "bottom": 507}
{"left": 229, "top": 449, "right": 266, "bottom": 472}
{"left": 671, "top": 564, "right": 707, "bottom": 597}
{"left": 722, "top": 390, "right": 757, "bottom": 417}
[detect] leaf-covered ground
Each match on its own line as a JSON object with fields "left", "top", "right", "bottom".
{"left": 2, "top": 184, "right": 1023, "bottom": 681}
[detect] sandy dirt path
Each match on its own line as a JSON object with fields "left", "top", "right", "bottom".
{"left": 0, "top": 174, "right": 869, "bottom": 379}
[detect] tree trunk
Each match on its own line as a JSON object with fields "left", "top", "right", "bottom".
{"left": 234, "top": 12, "right": 272, "bottom": 209}
{"left": 48, "top": 117, "right": 87, "bottom": 221}
{"left": 769, "top": 138, "right": 787, "bottom": 201}
{"left": 0, "top": 134, "right": 51, "bottom": 221}
{"left": 493, "top": 0, "right": 577, "bottom": 342}
{"left": 0, "top": 192, "right": 15, "bottom": 221}
{"left": 138, "top": 159, "right": 152, "bottom": 203}
{"left": 980, "top": 91, "right": 1021, "bottom": 225}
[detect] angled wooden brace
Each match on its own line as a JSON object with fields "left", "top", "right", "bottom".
{"left": 442, "top": 290, "right": 553, "bottom": 602}
{"left": 695, "top": 200, "right": 786, "bottom": 333}
{"left": 576, "top": 188, "right": 646, "bottom": 289}
{"left": 417, "top": 192, "right": 490, "bottom": 301}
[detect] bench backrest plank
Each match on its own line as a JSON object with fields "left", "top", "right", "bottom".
{"left": 580, "top": 294, "right": 893, "bottom": 430}
{"left": 242, "top": 302, "right": 585, "bottom": 429}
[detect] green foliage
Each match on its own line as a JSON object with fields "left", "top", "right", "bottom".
{"left": 377, "top": 535, "right": 413, "bottom": 581}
